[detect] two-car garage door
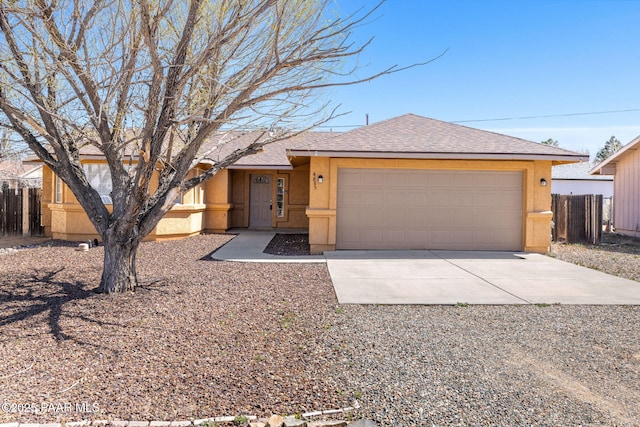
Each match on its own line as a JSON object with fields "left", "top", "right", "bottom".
{"left": 336, "top": 168, "right": 523, "bottom": 251}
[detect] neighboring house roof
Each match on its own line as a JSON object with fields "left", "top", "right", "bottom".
{"left": 20, "top": 164, "right": 43, "bottom": 180}
{"left": 0, "top": 160, "right": 41, "bottom": 179}
{"left": 552, "top": 162, "right": 612, "bottom": 181}
{"left": 0, "top": 160, "right": 42, "bottom": 188}
{"left": 590, "top": 134, "right": 640, "bottom": 175}
{"left": 288, "top": 114, "right": 588, "bottom": 162}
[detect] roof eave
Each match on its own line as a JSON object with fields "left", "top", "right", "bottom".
{"left": 287, "top": 150, "right": 588, "bottom": 162}
{"left": 590, "top": 134, "right": 640, "bottom": 175}
{"left": 23, "top": 154, "right": 137, "bottom": 164}
{"left": 227, "top": 164, "right": 293, "bottom": 170}
{"left": 552, "top": 177, "right": 613, "bottom": 182}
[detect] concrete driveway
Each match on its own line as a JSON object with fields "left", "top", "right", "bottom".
{"left": 324, "top": 250, "right": 640, "bottom": 305}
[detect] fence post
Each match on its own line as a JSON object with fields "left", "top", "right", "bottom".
{"left": 552, "top": 193, "right": 603, "bottom": 244}
{"left": 22, "top": 188, "right": 30, "bottom": 236}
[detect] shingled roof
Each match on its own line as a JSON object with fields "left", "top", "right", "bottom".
{"left": 590, "top": 134, "right": 640, "bottom": 175}
{"left": 198, "top": 130, "right": 335, "bottom": 169}
{"left": 22, "top": 130, "right": 338, "bottom": 169}
{"left": 553, "top": 162, "right": 612, "bottom": 181}
{"left": 288, "top": 114, "right": 588, "bottom": 162}
{"left": 23, "top": 114, "right": 588, "bottom": 168}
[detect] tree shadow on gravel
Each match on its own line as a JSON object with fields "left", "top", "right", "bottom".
{"left": 0, "top": 268, "right": 99, "bottom": 341}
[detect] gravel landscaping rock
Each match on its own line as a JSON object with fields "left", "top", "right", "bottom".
{"left": 1, "top": 233, "right": 639, "bottom": 426}
{"left": 326, "top": 304, "right": 640, "bottom": 426}
{"left": 550, "top": 232, "right": 640, "bottom": 282}
{"left": 0, "top": 235, "right": 348, "bottom": 423}
{"left": 263, "top": 234, "right": 310, "bottom": 256}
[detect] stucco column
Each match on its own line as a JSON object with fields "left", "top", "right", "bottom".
{"left": 524, "top": 161, "right": 553, "bottom": 253}
{"left": 204, "top": 169, "right": 233, "bottom": 232}
{"left": 306, "top": 156, "right": 335, "bottom": 254}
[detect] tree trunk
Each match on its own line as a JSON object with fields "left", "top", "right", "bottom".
{"left": 99, "top": 232, "right": 139, "bottom": 293}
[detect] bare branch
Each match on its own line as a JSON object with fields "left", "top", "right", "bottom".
{"left": 0, "top": 0, "right": 438, "bottom": 293}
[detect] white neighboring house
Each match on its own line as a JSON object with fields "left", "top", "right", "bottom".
{"left": 552, "top": 162, "right": 613, "bottom": 197}
{"left": 0, "top": 160, "right": 42, "bottom": 189}
{"left": 552, "top": 161, "right": 614, "bottom": 223}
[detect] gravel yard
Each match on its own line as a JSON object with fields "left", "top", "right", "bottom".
{"left": 0, "top": 235, "right": 346, "bottom": 423}
{"left": 550, "top": 232, "right": 640, "bottom": 282}
{"left": 1, "top": 233, "right": 639, "bottom": 426}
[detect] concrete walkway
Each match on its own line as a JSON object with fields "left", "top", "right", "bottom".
{"left": 210, "top": 230, "right": 325, "bottom": 263}
{"left": 211, "top": 231, "right": 640, "bottom": 305}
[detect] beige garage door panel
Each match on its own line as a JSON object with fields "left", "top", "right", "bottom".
{"left": 336, "top": 169, "right": 523, "bottom": 251}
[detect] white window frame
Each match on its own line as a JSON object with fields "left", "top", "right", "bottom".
{"left": 55, "top": 175, "right": 63, "bottom": 203}
{"left": 276, "top": 177, "right": 285, "bottom": 218}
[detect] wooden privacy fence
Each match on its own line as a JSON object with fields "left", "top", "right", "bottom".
{"left": 551, "top": 194, "right": 602, "bottom": 244}
{"left": 0, "top": 188, "right": 44, "bottom": 237}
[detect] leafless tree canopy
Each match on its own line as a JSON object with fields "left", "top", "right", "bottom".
{"left": 0, "top": 0, "right": 431, "bottom": 292}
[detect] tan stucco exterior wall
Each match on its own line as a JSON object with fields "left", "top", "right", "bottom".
{"left": 227, "top": 164, "right": 310, "bottom": 229}
{"left": 42, "top": 161, "right": 311, "bottom": 241}
{"left": 306, "top": 157, "right": 554, "bottom": 254}
{"left": 43, "top": 164, "right": 209, "bottom": 241}
{"left": 41, "top": 167, "right": 54, "bottom": 237}
{"left": 203, "top": 169, "right": 232, "bottom": 232}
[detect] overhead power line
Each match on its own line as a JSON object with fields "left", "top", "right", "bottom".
{"left": 318, "top": 107, "right": 640, "bottom": 128}
{"left": 451, "top": 108, "right": 640, "bottom": 124}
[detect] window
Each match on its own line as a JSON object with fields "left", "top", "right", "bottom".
{"left": 276, "top": 177, "right": 285, "bottom": 217}
{"left": 55, "top": 175, "right": 63, "bottom": 203}
{"left": 83, "top": 163, "right": 113, "bottom": 204}
{"left": 194, "top": 168, "right": 204, "bottom": 204}
{"left": 173, "top": 192, "right": 183, "bottom": 204}
{"left": 254, "top": 175, "right": 270, "bottom": 184}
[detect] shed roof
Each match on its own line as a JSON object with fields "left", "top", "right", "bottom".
{"left": 590, "top": 134, "right": 640, "bottom": 175}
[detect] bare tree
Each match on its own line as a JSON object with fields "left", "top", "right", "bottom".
{"left": 0, "top": 129, "right": 28, "bottom": 160}
{"left": 0, "top": 0, "right": 433, "bottom": 293}
{"left": 0, "top": 129, "right": 12, "bottom": 161}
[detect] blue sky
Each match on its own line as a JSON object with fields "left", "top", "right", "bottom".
{"left": 322, "top": 0, "right": 640, "bottom": 159}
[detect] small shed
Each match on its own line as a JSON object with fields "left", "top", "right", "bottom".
{"left": 591, "top": 135, "right": 640, "bottom": 237}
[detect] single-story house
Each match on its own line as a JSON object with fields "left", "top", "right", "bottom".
{"left": 552, "top": 162, "right": 613, "bottom": 198}
{"left": 32, "top": 114, "right": 587, "bottom": 253}
{"left": 591, "top": 134, "right": 640, "bottom": 237}
{"left": 0, "top": 160, "right": 42, "bottom": 189}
